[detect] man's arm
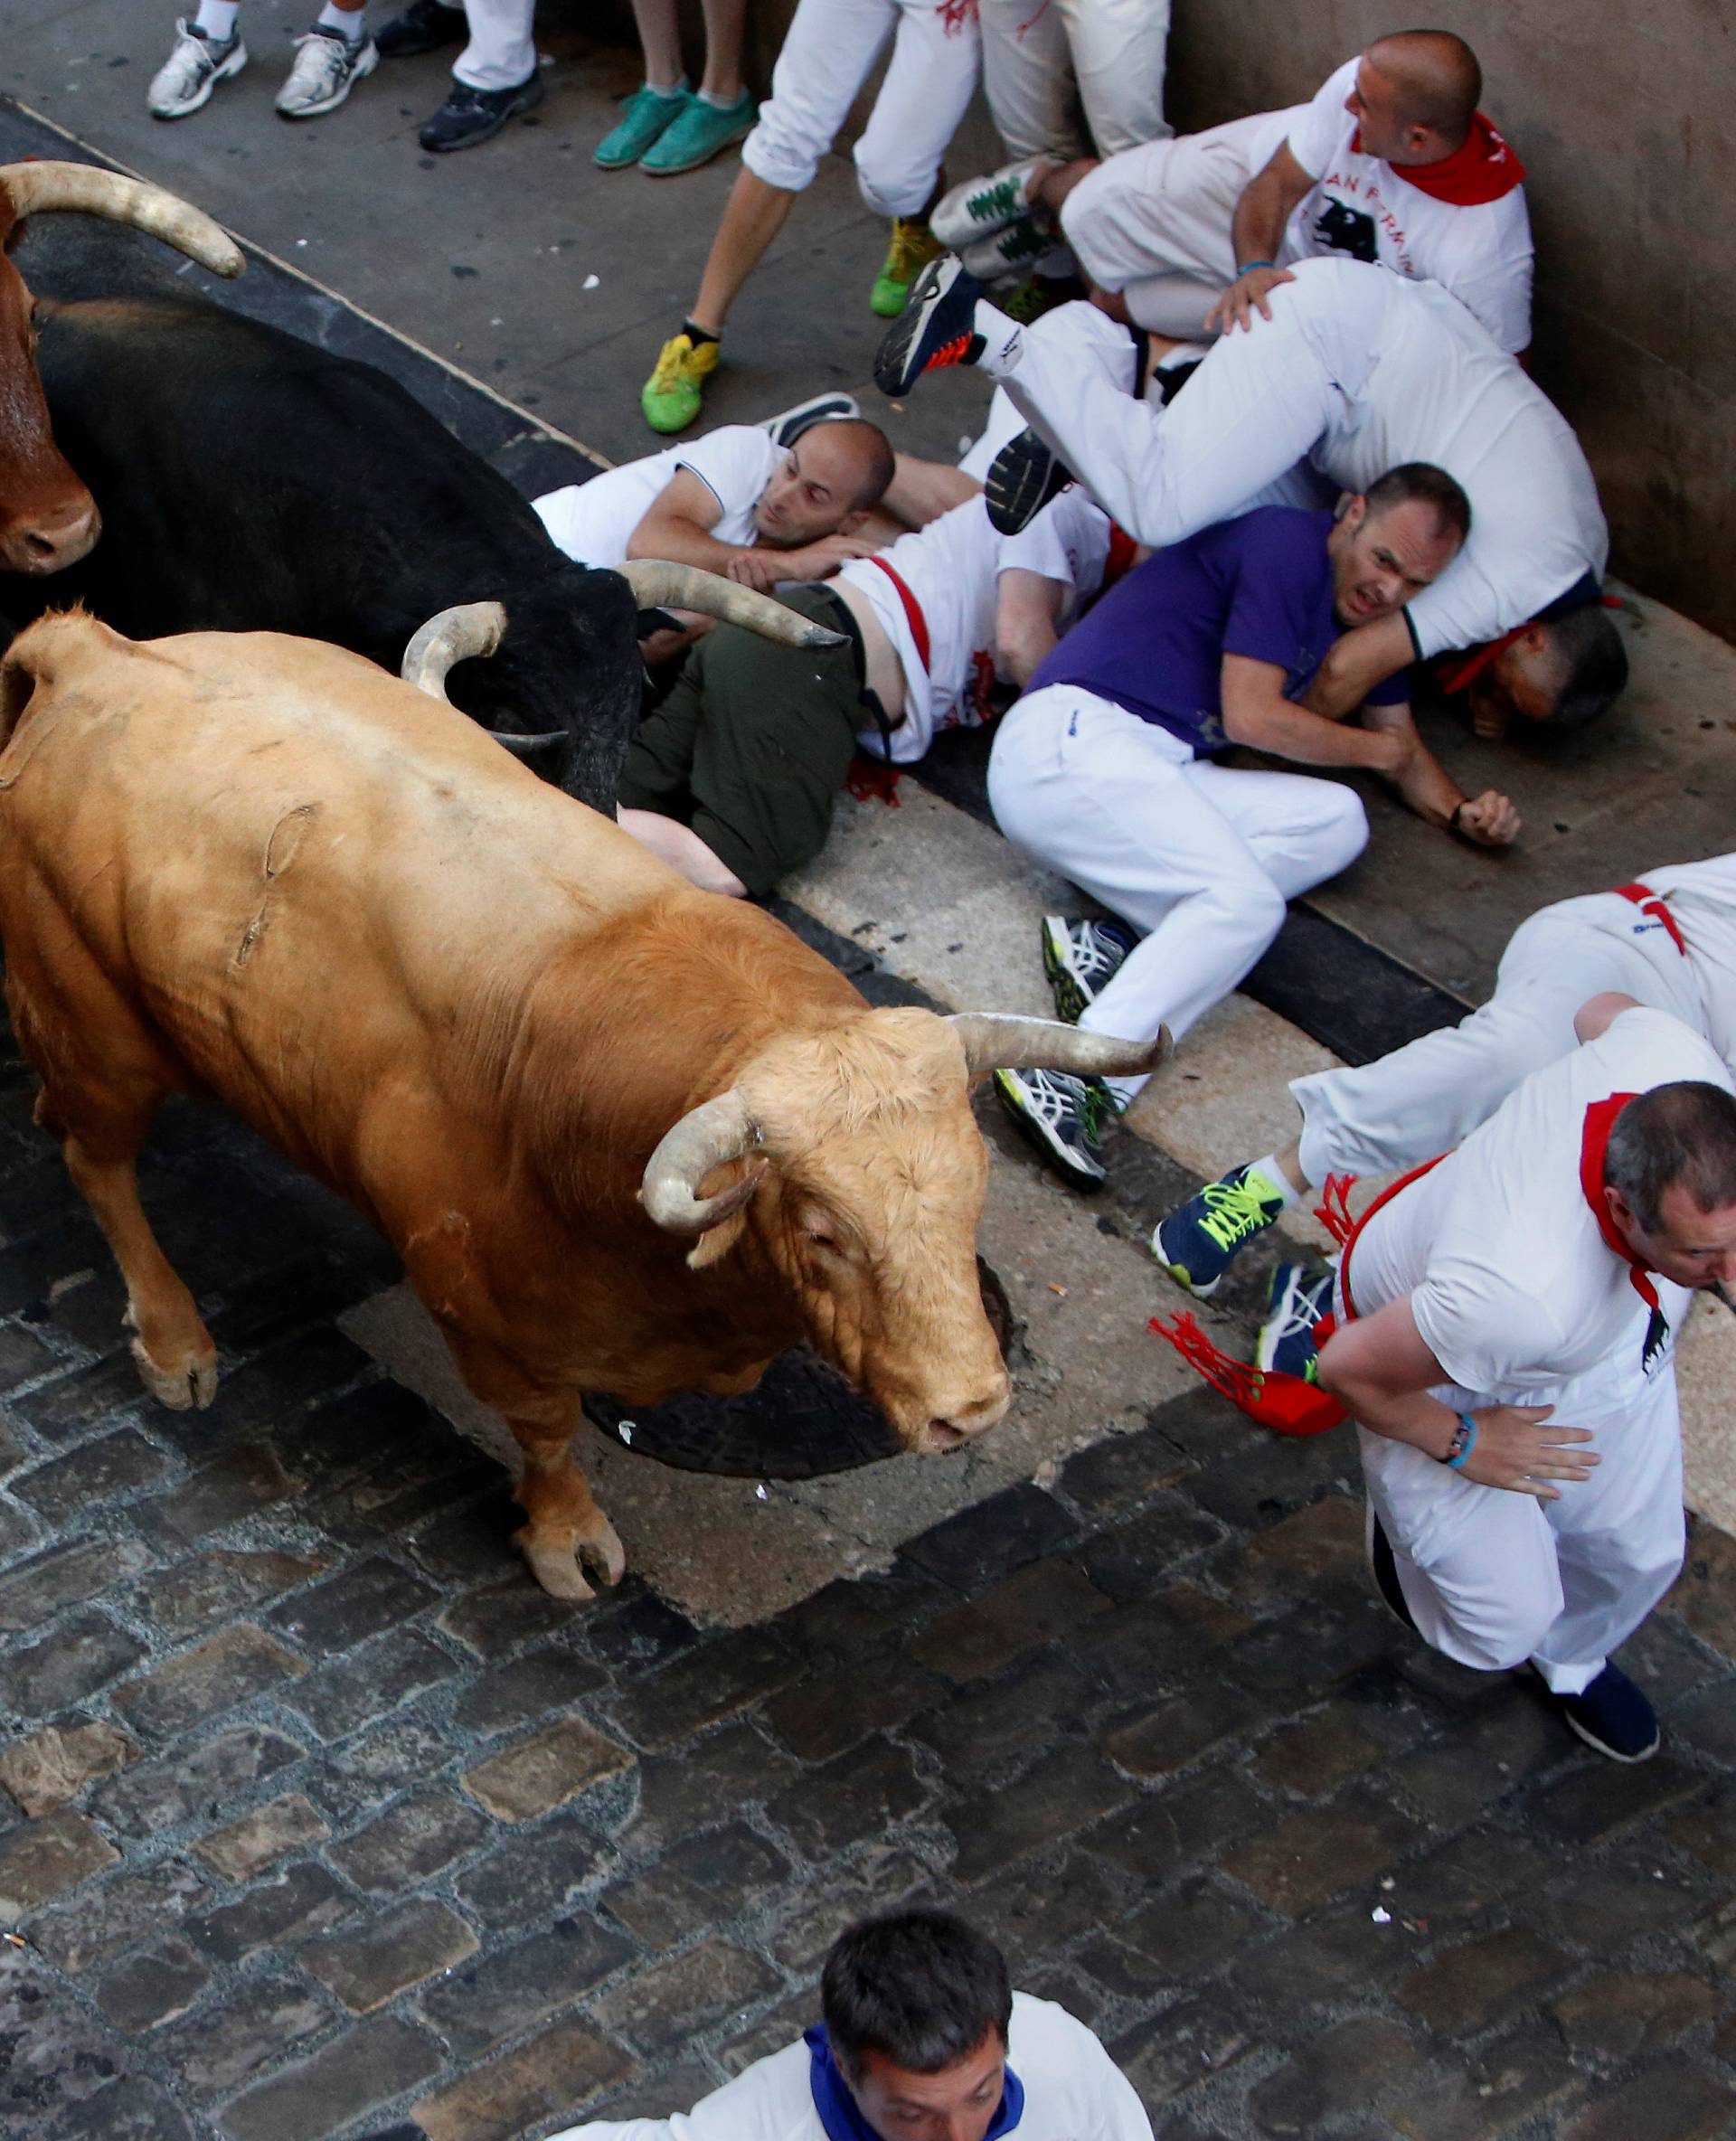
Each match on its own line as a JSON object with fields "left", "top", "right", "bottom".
{"left": 1358, "top": 701, "right": 1521, "bottom": 845}
{"left": 1301, "top": 612, "right": 1415, "bottom": 722}
{"left": 995, "top": 568, "right": 1071, "bottom": 686}
{"left": 1316, "top": 1293, "right": 1599, "bottom": 1499}
{"left": 1206, "top": 144, "right": 1313, "bottom": 334}
{"left": 1220, "top": 652, "right": 1410, "bottom": 772}
{"left": 629, "top": 468, "right": 876, "bottom": 588}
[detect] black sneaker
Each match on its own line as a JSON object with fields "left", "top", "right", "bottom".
{"left": 992, "top": 1066, "right": 1111, "bottom": 1190}
{"left": 1543, "top": 1663, "right": 1659, "bottom": 1762}
{"left": 873, "top": 256, "right": 986, "bottom": 397}
{"left": 1365, "top": 1504, "right": 1418, "bottom": 1634}
{"left": 375, "top": 0, "right": 467, "bottom": 54}
{"left": 986, "top": 426, "right": 1071, "bottom": 535}
{"left": 419, "top": 71, "right": 544, "bottom": 152}
{"left": 1040, "top": 914, "right": 1135, "bottom": 1023}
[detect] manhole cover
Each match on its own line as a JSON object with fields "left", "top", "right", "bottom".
{"left": 585, "top": 1258, "right": 1018, "bottom": 1480}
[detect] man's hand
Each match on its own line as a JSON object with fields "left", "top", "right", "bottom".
{"left": 1452, "top": 789, "right": 1522, "bottom": 846}
{"left": 1458, "top": 1405, "right": 1599, "bottom": 1500}
{"left": 724, "top": 534, "right": 881, "bottom": 590}
{"left": 1205, "top": 264, "right": 1296, "bottom": 335}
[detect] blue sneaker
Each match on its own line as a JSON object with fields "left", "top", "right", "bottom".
{"left": 993, "top": 1066, "right": 1112, "bottom": 1190}
{"left": 1040, "top": 914, "right": 1136, "bottom": 1024}
{"left": 1152, "top": 1163, "right": 1288, "bottom": 1297}
{"left": 873, "top": 256, "right": 986, "bottom": 397}
{"left": 1256, "top": 1262, "right": 1335, "bottom": 1379}
{"left": 1543, "top": 1663, "right": 1659, "bottom": 1762}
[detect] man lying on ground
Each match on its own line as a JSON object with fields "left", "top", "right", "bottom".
{"left": 1311, "top": 1003, "right": 1736, "bottom": 1763}
{"left": 991, "top": 464, "right": 1508, "bottom": 1190}
{"left": 1153, "top": 859, "right": 1736, "bottom": 1310}
{"left": 937, "top": 29, "right": 1532, "bottom": 355}
{"left": 551, "top": 1907, "right": 1154, "bottom": 2140}
{"left": 616, "top": 483, "right": 1121, "bottom": 897}
{"left": 876, "top": 261, "right": 1625, "bottom": 729}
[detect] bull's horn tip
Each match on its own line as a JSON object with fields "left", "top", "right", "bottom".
{"left": 800, "top": 625, "right": 849, "bottom": 648}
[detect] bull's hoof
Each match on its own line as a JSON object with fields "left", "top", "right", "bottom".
{"left": 577, "top": 1517, "right": 627, "bottom": 1589}
{"left": 131, "top": 1335, "right": 219, "bottom": 1410}
{"left": 514, "top": 1525, "right": 597, "bottom": 1602}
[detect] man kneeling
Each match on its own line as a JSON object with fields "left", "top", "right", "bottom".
{"left": 989, "top": 463, "right": 1512, "bottom": 1189}
{"left": 551, "top": 1907, "right": 1152, "bottom": 2138}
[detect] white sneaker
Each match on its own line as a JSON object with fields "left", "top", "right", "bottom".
{"left": 275, "top": 24, "right": 378, "bottom": 118}
{"left": 147, "top": 19, "right": 248, "bottom": 119}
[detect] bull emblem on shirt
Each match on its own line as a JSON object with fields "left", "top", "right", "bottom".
{"left": 1313, "top": 197, "right": 1379, "bottom": 264}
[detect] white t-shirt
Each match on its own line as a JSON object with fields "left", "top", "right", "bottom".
{"left": 842, "top": 486, "right": 1117, "bottom": 762}
{"left": 534, "top": 426, "right": 783, "bottom": 570}
{"left": 1635, "top": 857, "right": 1736, "bottom": 1070}
{"left": 1346, "top": 1007, "right": 1731, "bottom": 1402}
{"left": 1303, "top": 267, "right": 1607, "bottom": 657}
{"left": 1279, "top": 57, "right": 1533, "bottom": 355}
{"left": 549, "top": 1993, "right": 1155, "bottom": 2141}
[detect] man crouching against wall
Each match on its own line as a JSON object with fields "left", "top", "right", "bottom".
{"left": 551, "top": 1908, "right": 1153, "bottom": 2138}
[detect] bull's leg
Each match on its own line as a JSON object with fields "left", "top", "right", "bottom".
{"left": 40, "top": 1090, "right": 217, "bottom": 1409}
{"left": 505, "top": 1399, "right": 627, "bottom": 1604}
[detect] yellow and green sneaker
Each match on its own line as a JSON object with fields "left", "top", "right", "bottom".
{"left": 641, "top": 330, "right": 719, "bottom": 435}
{"left": 870, "top": 216, "right": 945, "bottom": 319}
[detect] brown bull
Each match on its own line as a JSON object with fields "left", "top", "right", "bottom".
{"left": 0, "top": 612, "right": 1165, "bottom": 1597}
{"left": 0, "top": 163, "right": 242, "bottom": 574}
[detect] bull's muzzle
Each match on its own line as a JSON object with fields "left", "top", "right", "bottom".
{"left": 918, "top": 1372, "right": 1012, "bottom": 1454}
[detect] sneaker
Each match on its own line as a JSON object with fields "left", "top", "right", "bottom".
{"left": 594, "top": 80, "right": 690, "bottom": 168}
{"left": 985, "top": 426, "right": 1070, "bottom": 536}
{"left": 276, "top": 25, "right": 377, "bottom": 118}
{"left": 762, "top": 391, "right": 861, "bottom": 449}
{"left": 932, "top": 156, "right": 1050, "bottom": 250}
{"left": 642, "top": 87, "right": 757, "bottom": 175}
{"left": 1041, "top": 914, "right": 1135, "bottom": 1023}
{"left": 419, "top": 71, "right": 545, "bottom": 152}
{"left": 961, "top": 213, "right": 1056, "bottom": 284}
{"left": 642, "top": 330, "right": 719, "bottom": 435}
{"left": 1000, "top": 274, "right": 1080, "bottom": 326}
{"left": 374, "top": 0, "right": 465, "bottom": 55}
{"left": 1151, "top": 1163, "right": 1288, "bottom": 1297}
{"left": 873, "top": 256, "right": 986, "bottom": 397}
{"left": 1256, "top": 1262, "right": 1335, "bottom": 1378}
{"left": 147, "top": 19, "right": 248, "bottom": 118}
{"left": 1365, "top": 1504, "right": 1419, "bottom": 1633}
{"left": 1544, "top": 1663, "right": 1659, "bottom": 1763}
{"left": 871, "top": 215, "right": 946, "bottom": 320}
{"left": 993, "top": 1066, "right": 1112, "bottom": 1190}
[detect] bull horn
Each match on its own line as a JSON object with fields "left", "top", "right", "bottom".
{"left": 618, "top": 560, "right": 846, "bottom": 649}
{"left": 640, "top": 1089, "right": 767, "bottom": 1237}
{"left": 948, "top": 1012, "right": 1173, "bottom": 1083}
{"left": 401, "top": 600, "right": 507, "bottom": 701}
{"left": 0, "top": 162, "right": 244, "bottom": 278}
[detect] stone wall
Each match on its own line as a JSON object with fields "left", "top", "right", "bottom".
{"left": 631, "top": 1, "right": 1730, "bottom": 644}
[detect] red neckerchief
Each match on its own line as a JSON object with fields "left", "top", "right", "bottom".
{"left": 1353, "top": 110, "right": 1525, "bottom": 204}
{"left": 1580, "top": 1093, "right": 1672, "bottom": 1373}
{"left": 1434, "top": 595, "right": 1624, "bottom": 698}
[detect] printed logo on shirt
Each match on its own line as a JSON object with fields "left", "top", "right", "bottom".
{"left": 1313, "top": 196, "right": 1378, "bottom": 263}
{"left": 1641, "top": 1302, "right": 1671, "bottom": 1378}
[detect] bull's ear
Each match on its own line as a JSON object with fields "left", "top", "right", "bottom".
{"left": 685, "top": 1210, "right": 747, "bottom": 1271}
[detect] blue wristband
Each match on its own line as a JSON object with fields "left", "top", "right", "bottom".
{"left": 1441, "top": 1412, "right": 1477, "bottom": 1468}
{"left": 1238, "top": 259, "right": 1275, "bottom": 273}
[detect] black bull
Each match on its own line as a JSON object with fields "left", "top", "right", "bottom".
{"left": 1, "top": 292, "right": 642, "bottom": 812}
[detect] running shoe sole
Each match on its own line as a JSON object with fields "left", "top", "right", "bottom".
{"left": 873, "top": 256, "right": 982, "bottom": 398}
{"left": 1150, "top": 1215, "right": 1224, "bottom": 1298}
{"left": 992, "top": 1070, "right": 1105, "bottom": 1189}
{"left": 986, "top": 427, "right": 1068, "bottom": 536}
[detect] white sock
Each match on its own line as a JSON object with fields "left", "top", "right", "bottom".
{"left": 644, "top": 76, "right": 685, "bottom": 98}
{"left": 316, "top": 2, "right": 366, "bottom": 37}
{"left": 193, "top": 0, "right": 240, "bottom": 41}
{"left": 1248, "top": 1155, "right": 1300, "bottom": 1208}
{"left": 696, "top": 85, "right": 741, "bottom": 108}
{"left": 972, "top": 301, "right": 1024, "bottom": 378}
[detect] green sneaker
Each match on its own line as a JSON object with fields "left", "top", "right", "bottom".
{"left": 641, "top": 330, "right": 719, "bottom": 434}
{"left": 595, "top": 80, "right": 689, "bottom": 169}
{"left": 870, "top": 215, "right": 944, "bottom": 318}
{"left": 642, "top": 87, "right": 756, "bottom": 175}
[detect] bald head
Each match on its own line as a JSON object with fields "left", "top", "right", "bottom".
{"left": 1358, "top": 32, "right": 1482, "bottom": 156}
{"left": 753, "top": 418, "right": 895, "bottom": 548}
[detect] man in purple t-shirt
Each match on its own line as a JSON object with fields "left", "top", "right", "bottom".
{"left": 987, "top": 461, "right": 1512, "bottom": 1188}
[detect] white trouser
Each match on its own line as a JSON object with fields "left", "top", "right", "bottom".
{"left": 959, "top": 300, "right": 1138, "bottom": 479}
{"left": 1294, "top": 896, "right": 1711, "bottom": 1187}
{"left": 452, "top": 0, "right": 535, "bottom": 90}
{"left": 1358, "top": 1350, "right": 1686, "bottom": 1694}
{"left": 1060, "top": 111, "right": 1276, "bottom": 338}
{"left": 742, "top": 0, "right": 982, "bottom": 217}
{"left": 981, "top": 0, "right": 1169, "bottom": 165}
{"left": 987, "top": 684, "right": 1369, "bottom": 1102}
{"left": 978, "top": 258, "right": 1388, "bottom": 547}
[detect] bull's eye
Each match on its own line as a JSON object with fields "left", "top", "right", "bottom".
{"left": 802, "top": 1218, "right": 844, "bottom": 1254}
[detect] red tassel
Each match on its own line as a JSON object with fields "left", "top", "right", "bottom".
{"left": 845, "top": 754, "right": 901, "bottom": 806}
{"left": 1315, "top": 1174, "right": 1360, "bottom": 1248}
{"left": 1149, "top": 1312, "right": 1346, "bottom": 1438}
